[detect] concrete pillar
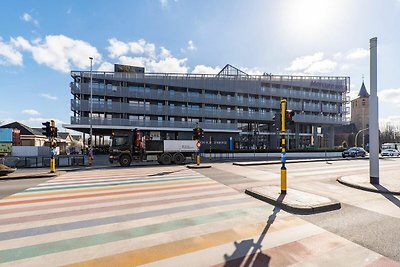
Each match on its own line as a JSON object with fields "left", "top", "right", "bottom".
{"left": 313, "top": 126, "right": 319, "bottom": 148}
{"left": 329, "top": 126, "right": 335, "bottom": 148}
{"left": 369, "top": 37, "right": 379, "bottom": 184}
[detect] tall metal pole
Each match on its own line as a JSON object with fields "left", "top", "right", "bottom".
{"left": 89, "top": 57, "right": 94, "bottom": 165}
{"left": 369, "top": 37, "right": 379, "bottom": 184}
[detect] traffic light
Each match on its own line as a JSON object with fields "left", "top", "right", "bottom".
{"left": 285, "top": 110, "right": 295, "bottom": 126}
{"left": 272, "top": 113, "right": 281, "bottom": 132}
{"left": 199, "top": 128, "right": 204, "bottom": 139}
{"left": 193, "top": 127, "right": 204, "bottom": 140}
{"left": 49, "top": 126, "right": 58, "bottom": 138}
{"left": 52, "top": 127, "right": 58, "bottom": 138}
{"left": 193, "top": 127, "right": 197, "bottom": 140}
{"left": 42, "top": 121, "right": 50, "bottom": 137}
{"left": 51, "top": 139, "right": 57, "bottom": 148}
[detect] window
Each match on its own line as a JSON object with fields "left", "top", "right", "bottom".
{"left": 112, "top": 136, "right": 129, "bottom": 146}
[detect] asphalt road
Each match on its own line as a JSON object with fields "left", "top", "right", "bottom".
{"left": 198, "top": 158, "right": 400, "bottom": 262}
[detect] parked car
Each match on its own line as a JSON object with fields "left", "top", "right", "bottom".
{"left": 381, "top": 149, "right": 400, "bottom": 157}
{"left": 342, "top": 147, "right": 367, "bottom": 158}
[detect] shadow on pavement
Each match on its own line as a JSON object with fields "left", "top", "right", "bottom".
{"left": 223, "top": 194, "right": 285, "bottom": 266}
{"left": 372, "top": 183, "right": 400, "bottom": 208}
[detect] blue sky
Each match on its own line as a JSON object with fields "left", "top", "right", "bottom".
{"left": 1, "top": 0, "right": 400, "bottom": 131}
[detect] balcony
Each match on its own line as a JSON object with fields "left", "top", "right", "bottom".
{"left": 70, "top": 116, "right": 239, "bottom": 131}
{"left": 71, "top": 100, "right": 274, "bottom": 121}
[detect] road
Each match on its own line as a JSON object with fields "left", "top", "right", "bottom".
{"left": 0, "top": 159, "right": 399, "bottom": 266}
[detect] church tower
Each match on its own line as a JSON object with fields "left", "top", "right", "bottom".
{"left": 351, "top": 81, "right": 369, "bottom": 146}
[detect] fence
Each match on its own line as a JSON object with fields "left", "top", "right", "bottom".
{"left": 1, "top": 155, "right": 86, "bottom": 168}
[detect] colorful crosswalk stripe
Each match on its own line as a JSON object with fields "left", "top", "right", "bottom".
{"left": 0, "top": 166, "right": 398, "bottom": 266}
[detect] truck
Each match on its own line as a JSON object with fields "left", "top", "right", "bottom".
{"left": 109, "top": 129, "right": 198, "bottom": 167}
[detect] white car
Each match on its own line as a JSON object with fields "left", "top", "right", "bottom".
{"left": 381, "top": 149, "right": 400, "bottom": 157}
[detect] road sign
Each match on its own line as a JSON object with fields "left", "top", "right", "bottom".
{"left": 281, "top": 152, "right": 286, "bottom": 163}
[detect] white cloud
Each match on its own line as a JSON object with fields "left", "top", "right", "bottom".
{"left": 148, "top": 57, "right": 187, "bottom": 73}
{"left": 379, "top": 115, "right": 400, "bottom": 129}
{"left": 241, "top": 67, "right": 263, "bottom": 75}
{"left": 304, "top": 59, "right": 337, "bottom": 74}
{"left": 187, "top": 40, "right": 196, "bottom": 51}
{"left": 106, "top": 38, "right": 188, "bottom": 73}
{"left": 378, "top": 88, "right": 400, "bottom": 106}
{"left": 340, "top": 64, "right": 353, "bottom": 71}
{"left": 118, "top": 56, "right": 146, "bottom": 67}
{"left": 346, "top": 48, "right": 369, "bottom": 60}
{"left": 285, "top": 52, "right": 337, "bottom": 75}
{"left": 40, "top": 93, "right": 58, "bottom": 100}
{"left": 107, "top": 38, "right": 156, "bottom": 59}
{"left": 160, "top": 0, "right": 168, "bottom": 8}
{"left": 97, "top": 62, "right": 114, "bottom": 72}
{"left": 159, "top": 0, "right": 178, "bottom": 8}
{"left": 285, "top": 52, "right": 324, "bottom": 72}
{"left": 21, "top": 13, "right": 32, "bottom": 22}
{"left": 160, "top": 47, "right": 172, "bottom": 59}
{"left": 192, "top": 65, "right": 221, "bottom": 74}
{"left": 333, "top": 52, "right": 343, "bottom": 60}
{"left": 181, "top": 40, "right": 197, "bottom": 53}
{"left": 22, "top": 109, "right": 40, "bottom": 115}
{"left": 0, "top": 39, "right": 23, "bottom": 66}
{"left": 20, "top": 12, "right": 39, "bottom": 27}
{"left": 107, "top": 38, "right": 130, "bottom": 59}
{"left": 12, "top": 35, "right": 101, "bottom": 73}
{"left": 22, "top": 117, "right": 66, "bottom": 128}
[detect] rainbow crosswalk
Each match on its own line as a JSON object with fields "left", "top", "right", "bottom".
{"left": 0, "top": 166, "right": 398, "bottom": 266}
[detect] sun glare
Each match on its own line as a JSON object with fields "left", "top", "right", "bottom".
{"left": 283, "top": 0, "right": 340, "bottom": 36}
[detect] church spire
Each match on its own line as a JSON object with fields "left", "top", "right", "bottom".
{"left": 358, "top": 81, "right": 369, "bottom": 97}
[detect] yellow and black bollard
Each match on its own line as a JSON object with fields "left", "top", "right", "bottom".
{"left": 280, "top": 100, "right": 287, "bottom": 194}
{"left": 196, "top": 140, "right": 201, "bottom": 166}
{"left": 50, "top": 120, "right": 56, "bottom": 173}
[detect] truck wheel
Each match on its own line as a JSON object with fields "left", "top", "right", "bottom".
{"left": 119, "top": 154, "right": 132, "bottom": 167}
{"left": 160, "top": 153, "right": 172, "bottom": 165}
{"left": 173, "top": 153, "right": 185, "bottom": 165}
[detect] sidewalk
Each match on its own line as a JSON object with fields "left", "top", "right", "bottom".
{"left": 245, "top": 185, "right": 341, "bottom": 214}
{"left": 338, "top": 174, "right": 400, "bottom": 195}
{"left": 0, "top": 168, "right": 59, "bottom": 180}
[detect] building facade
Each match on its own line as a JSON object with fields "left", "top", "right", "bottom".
{"left": 64, "top": 64, "right": 350, "bottom": 151}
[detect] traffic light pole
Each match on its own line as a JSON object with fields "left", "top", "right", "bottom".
{"left": 280, "top": 99, "right": 287, "bottom": 194}
{"left": 50, "top": 120, "right": 56, "bottom": 173}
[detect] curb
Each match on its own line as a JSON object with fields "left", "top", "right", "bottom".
{"left": 187, "top": 165, "right": 212, "bottom": 169}
{"left": 337, "top": 177, "right": 400, "bottom": 195}
{"left": 233, "top": 158, "right": 347, "bottom": 166}
{"left": 0, "top": 172, "right": 61, "bottom": 180}
{"left": 245, "top": 189, "right": 341, "bottom": 215}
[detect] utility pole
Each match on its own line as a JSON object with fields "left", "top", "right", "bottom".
{"left": 369, "top": 37, "right": 379, "bottom": 184}
{"left": 89, "top": 57, "right": 94, "bottom": 166}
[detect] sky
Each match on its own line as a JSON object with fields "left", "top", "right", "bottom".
{"left": 1, "top": 0, "right": 400, "bottom": 132}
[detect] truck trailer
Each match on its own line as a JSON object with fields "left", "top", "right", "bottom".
{"left": 109, "top": 130, "right": 198, "bottom": 167}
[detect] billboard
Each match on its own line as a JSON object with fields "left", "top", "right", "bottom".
{"left": 0, "top": 128, "right": 12, "bottom": 143}
{"left": 114, "top": 64, "right": 145, "bottom": 74}
{"left": 0, "top": 143, "right": 12, "bottom": 153}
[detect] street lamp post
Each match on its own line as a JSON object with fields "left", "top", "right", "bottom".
{"left": 89, "top": 57, "right": 94, "bottom": 165}
{"left": 355, "top": 128, "right": 369, "bottom": 147}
